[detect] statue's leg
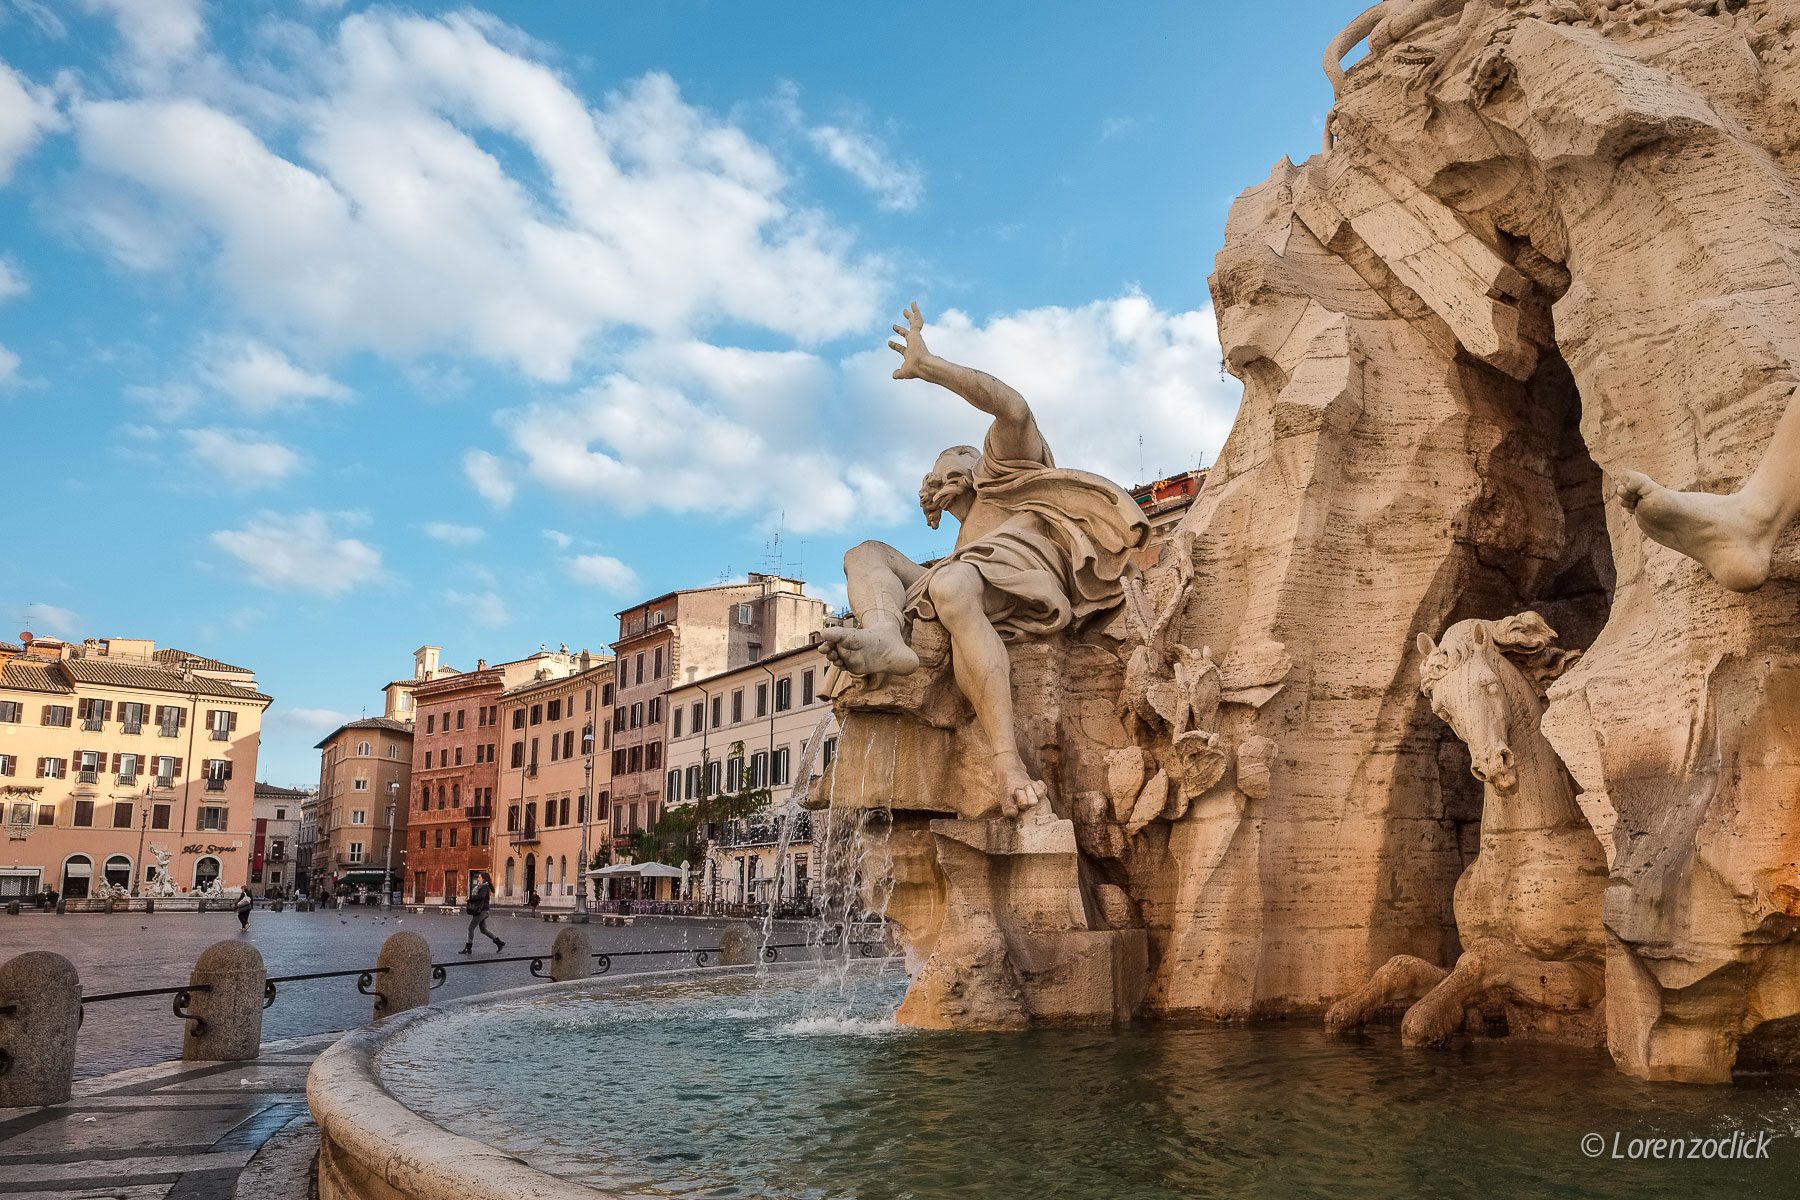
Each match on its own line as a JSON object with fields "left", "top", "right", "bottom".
{"left": 927, "top": 562, "right": 1049, "bottom": 818}
{"left": 1400, "top": 938, "right": 1508, "bottom": 1047}
{"left": 1616, "top": 384, "right": 1800, "bottom": 592}
{"left": 1324, "top": 955, "right": 1448, "bottom": 1034}
{"left": 819, "top": 541, "right": 926, "bottom": 681}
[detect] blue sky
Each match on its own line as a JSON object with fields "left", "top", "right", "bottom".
{"left": 0, "top": 0, "right": 1353, "bottom": 784}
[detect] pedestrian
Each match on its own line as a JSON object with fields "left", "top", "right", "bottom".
{"left": 527, "top": 887, "right": 541, "bottom": 914}
{"left": 461, "top": 873, "right": 504, "bottom": 955}
{"left": 235, "top": 889, "right": 253, "bottom": 931}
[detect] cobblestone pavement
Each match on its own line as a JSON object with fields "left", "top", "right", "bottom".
{"left": 0, "top": 907, "right": 794, "bottom": 1077}
{"left": 0, "top": 1031, "right": 333, "bottom": 1200}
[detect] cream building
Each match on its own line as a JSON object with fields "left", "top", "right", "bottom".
{"left": 494, "top": 656, "right": 614, "bottom": 907}
{"left": 663, "top": 643, "right": 837, "bottom": 906}
{"left": 313, "top": 717, "right": 412, "bottom": 896}
{"left": 0, "top": 635, "right": 270, "bottom": 898}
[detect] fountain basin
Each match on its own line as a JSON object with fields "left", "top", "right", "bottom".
{"left": 316, "top": 960, "right": 1800, "bottom": 1199}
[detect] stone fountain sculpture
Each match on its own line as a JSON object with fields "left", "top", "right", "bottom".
{"left": 1327, "top": 613, "right": 1607, "bottom": 1045}
{"left": 828, "top": 0, "right": 1800, "bottom": 1079}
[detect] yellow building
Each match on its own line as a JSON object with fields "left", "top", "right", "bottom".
{"left": 0, "top": 635, "right": 270, "bottom": 898}
{"left": 494, "top": 656, "right": 614, "bottom": 907}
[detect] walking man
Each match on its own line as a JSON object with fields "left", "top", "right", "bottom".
{"left": 235, "top": 888, "right": 253, "bottom": 931}
{"left": 461, "top": 873, "right": 504, "bottom": 955}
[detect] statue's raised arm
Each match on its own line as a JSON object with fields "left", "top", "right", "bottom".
{"left": 887, "top": 302, "right": 1049, "bottom": 467}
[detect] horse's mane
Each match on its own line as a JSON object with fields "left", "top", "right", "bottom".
{"left": 1419, "top": 611, "right": 1581, "bottom": 698}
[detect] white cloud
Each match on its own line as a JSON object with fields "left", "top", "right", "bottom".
{"left": 70, "top": 12, "right": 884, "bottom": 380}
{"left": 0, "top": 259, "right": 26, "bottom": 300}
{"left": 541, "top": 529, "right": 573, "bottom": 549}
{"left": 265, "top": 705, "right": 355, "bottom": 739}
{"left": 564, "top": 553, "right": 639, "bottom": 595}
{"left": 463, "top": 449, "right": 514, "bottom": 508}
{"left": 78, "top": 0, "right": 204, "bottom": 66}
{"left": 20, "top": 602, "right": 78, "bottom": 639}
{"left": 0, "top": 344, "right": 17, "bottom": 385}
{"left": 806, "top": 124, "right": 923, "bottom": 213}
{"left": 210, "top": 510, "right": 382, "bottom": 596}
{"left": 423, "top": 521, "right": 484, "bottom": 546}
{"left": 487, "top": 294, "right": 1236, "bottom": 534}
{"left": 200, "top": 338, "right": 351, "bottom": 414}
{"left": 446, "top": 589, "right": 508, "bottom": 628}
{"left": 0, "top": 61, "right": 59, "bottom": 186}
{"left": 181, "top": 427, "right": 303, "bottom": 489}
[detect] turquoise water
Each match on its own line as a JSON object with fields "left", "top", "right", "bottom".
{"left": 380, "top": 968, "right": 1800, "bottom": 1199}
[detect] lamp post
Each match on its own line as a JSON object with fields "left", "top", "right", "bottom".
{"left": 132, "top": 787, "right": 150, "bottom": 897}
{"left": 383, "top": 781, "right": 397, "bottom": 909}
{"left": 574, "top": 722, "right": 594, "bottom": 924}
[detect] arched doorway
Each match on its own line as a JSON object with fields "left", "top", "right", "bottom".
{"left": 61, "top": 854, "right": 92, "bottom": 899}
{"left": 193, "top": 856, "right": 221, "bottom": 891}
{"left": 523, "top": 853, "right": 537, "bottom": 896}
{"left": 103, "top": 855, "right": 131, "bottom": 891}
{"left": 503, "top": 857, "right": 515, "bottom": 897}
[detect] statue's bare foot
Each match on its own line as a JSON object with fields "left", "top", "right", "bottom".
{"left": 818, "top": 625, "right": 920, "bottom": 684}
{"left": 1615, "top": 470, "right": 1777, "bottom": 593}
{"left": 994, "top": 752, "right": 1049, "bottom": 820}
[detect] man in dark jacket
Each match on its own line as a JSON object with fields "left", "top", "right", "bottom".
{"left": 461, "top": 874, "right": 503, "bottom": 954}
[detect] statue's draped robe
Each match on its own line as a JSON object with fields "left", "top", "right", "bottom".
{"left": 905, "top": 429, "right": 1150, "bottom": 640}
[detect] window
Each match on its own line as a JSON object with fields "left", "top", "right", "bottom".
{"left": 649, "top": 696, "right": 662, "bottom": 724}
{"left": 452, "top": 783, "right": 460, "bottom": 808}
{"left": 78, "top": 750, "right": 100, "bottom": 783}
{"left": 628, "top": 745, "right": 642, "bottom": 773}
{"left": 823, "top": 736, "right": 838, "bottom": 767}
{"left": 684, "top": 765, "right": 700, "bottom": 800}
{"left": 631, "top": 702, "right": 644, "bottom": 729}
{"left": 548, "top": 699, "right": 562, "bottom": 722}
{"left": 756, "top": 683, "right": 768, "bottom": 718}
{"left": 0, "top": 754, "right": 12, "bottom": 777}
{"left": 120, "top": 702, "right": 147, "bottom": 733}
{"left": 0, "top": 700, "right": 19, "bottom": 723}
{"left": 155, "top": 756, "right": 178, "bottom": 785}
{"left": 111, "top": 801, "right": 133, "bottom": 829}
{"left": 673, "top": 708, "right": 683, "bottom": 738}
{"left": 36, "top": 804, "right": 52, "bottom": 825}
{"left": 434, "top": 829, "right": 442, "bottom": 849}
{"left": 426, "top": 714, "right": 435, "bottom": 734}
{"left": 691, "top": 701, "right": 704, "bottom": 731}
{"left": 115, "top": 753, "right": 139, "bottom": 783}
{"left": 737, "top": 603, "right": 753, "bottom": 626}
{"left": 357, "top": 741, "right": 371, "bottom": 757}
{"left": 775, "top": 677, "right": 792, "bottom": 712}
{"left": 530, "top": 704, "right": 543, "bottom": 726}
{"left": 550, "top": 736, "right": 560, "bottom": 764}
{"left": 750, "top": 751, "right": 769, "bottom": 788}
{"left": 646, "top": 741, "right": 661, "bottom": 770}
{"left": 208, "top": 709, "right": 235, "bottom": 742}
{"left": 562, "top": 730, "right": 575, "bottom": 759}
{"left": 454, "top": 746, "right": 463, "bottom": 766}
{"left": 157, "top": 705, "right": 182, "bottom": 737}
{"left": 726, "top": 754, "right": 744, "bottom": 791}
{"left": 197, "top": 806, "right": 228, "bottom": 832}
{"left": 666, "top": 771, "right": 679, "bottom": 802}
{"left": 42, "top": 705, "right": 71, "bottom": 728}
{"left": 510, "top": 742, "right": 524, "bottom": 769}
{"left": 348, "top": 842, "right": 365, "bottom": 864}
{"left": 424, "top": 750, "right": 434, "bottom": 769}
{"left": 456, "top": 709, "right": 465, "bottom": 730}
{"left": 152, "top": 804, "right": 171, "bottom": 830}
{"left": 731, "top": 690, "right": 743, "bottom": 724}
{"left": 351, "top": 810, "right": 368, "bottom": 825}
{"left": 653, "top": 647, "right": 664, "bottom": 678}
{"left": 387, "top": 744, "right": 398, "bottom": 760}
{"left": 79, "top": 698, "right": 108, "bottom": 731}
{"left": 73, "top": 800, "right": 95, "bottom": 827}
{"left": 449, "top": 827, "right": 458, "bottom": 847}
{"left": 748, "top": 643, "right": 762, "bottom": 663}
{"left": 803, "top": 669, "right": 815, "bottom": 706}
{"left": 353, "top": 778, "right": 369, "bottom": 792}
{"left": 772, "top": 746, "right": 791, "bottom": 786}
{"left": 704, "top": 759, "right": 722, "bottom": 797}
{"left": 635, "top": 653, "right": 645, "bottom": 686}
{"left": 38, "top": 757, "right": 65, "bottom": 780}
{"left": 710, "top": 696, "right": 722, "bottom": 729}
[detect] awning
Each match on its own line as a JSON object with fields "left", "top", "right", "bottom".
{"left": 586, "top": 862, "right": 683, "bottom": 879}
{"left": 336, "top": 870, "right": 389, "bottom": 886}
{"left": 64, "top": 860, "right": 92, "bottom": 877}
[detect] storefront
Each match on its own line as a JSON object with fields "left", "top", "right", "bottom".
{"left": 0, "top": 868, "right": 41, "bottom": 898}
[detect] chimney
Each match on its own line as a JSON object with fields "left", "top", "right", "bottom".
{"left": 477, "top": 658, "right": 488, "bottom": 671}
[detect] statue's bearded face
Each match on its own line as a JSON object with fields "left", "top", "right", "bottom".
{"left": 919, "top": 447, "right": 980, "bottom": 529}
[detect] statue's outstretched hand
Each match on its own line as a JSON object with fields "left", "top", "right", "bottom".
{"left": 888, "top": 302, "right": 930, "bottom": 380}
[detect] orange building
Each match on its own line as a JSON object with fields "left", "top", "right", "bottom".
{"left": 0, "top": 635, "right": 269, "bottom": 898}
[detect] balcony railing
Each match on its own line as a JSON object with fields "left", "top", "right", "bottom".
{"left": 465, "top": 806, "right": 494, "bottom": 821}
{"left": 78, "top": 770, "right": 98, "bottom": 784}
{"left": 205, "top": 778, "right": 227, "bottom": 792}
{"left": 155, "top": 776, "right": 175, "bottom": 790}
{"left": 159, "top": 724, "right": 180, "bottom": 738}
{"left": 209, "top": 728, "right": 229, "bottom": 742}
{"left": 509, "top": 827, "right": 540, "bottom": 844}
{"left": 82, "top": 717, "right": 103, "bottom": 732}
{"left": 122, "top": 721, "right": 142, "bottom": 735}
{"left": 116, "top": 773, "right": 138, "bottom": 786}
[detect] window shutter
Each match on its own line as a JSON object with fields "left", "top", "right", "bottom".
{"left": 179, "top": 708, "right": 188, "bottom": 727}
{"left": 229, "top": 711, "right": 238, "bottom": 731}
{"left": 111, "top": 753, "right": 120, "bottom": 773}
{"left": 103, "top": 700, "right": 113, "bottom": 721}
{"left": 224, "top": 761, "right": 233, "bottom": 780}
{"left": 174, "top": 757, "right": 183, "bottom": 774}
{"left": 36, "top": 759, "right": 45, "bottom": 779}
{"left": 219, "top": 809, "right": 228, "bottom": 831}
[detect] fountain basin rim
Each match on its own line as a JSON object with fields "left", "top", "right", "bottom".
{"left": 307, "top": 961, "right": 835, "bottom": 1200}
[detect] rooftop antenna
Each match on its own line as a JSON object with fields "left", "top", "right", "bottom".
{"left": 1138, "top": 434, "right": 1147, "bottom": 484}
{"left": 761, "top": 511, "right": 791, "bottom": 578}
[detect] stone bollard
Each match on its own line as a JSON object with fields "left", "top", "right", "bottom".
{"left": 6, "top": 901, "right": 18, "bottom": 916}
{"left": 374, "top": 932, "right": 431, "bottom": 1020}
{"left": 0, "top": 951, "right": 80, "bottom": 1107}
{"left": 549, "top": 927, "right": 592, "bottom": 982}
{"left": 54, "top": 899, "right": 65, "bottom": 915}
{"left": 145, "top": 899, "right": 154, "bottom": 915}
{"left": 716, "top": 923, "right": 758, "bottom": 967}
{"left": 182, "top": 940, "right": 266, "bottom": 1062}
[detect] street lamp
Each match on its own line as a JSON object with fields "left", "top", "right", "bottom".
{"left": 383, "top": 781, "right": 398, "bottom": 909}
{"left": 574, "top": 721, "right": 594, "bottom": 924}
{"left": 133, "top": 786, "right": 150, "bottom": 897}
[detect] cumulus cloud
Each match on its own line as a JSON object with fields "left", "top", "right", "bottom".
{"left": 0, "top": 344, "right": 17, "bottom": 385}
{"left": 463, "top": 449, "right": 514, "bottom": 508}
{"left": 210, "top": 510, "right": 382, "bottom": 596}
{"left": 423, "top": 522, "right": 484, "bottom": 546}
{"left": 806, "top": 124, "right": 923, "bottom": 213}
{"left": 265, "top": 706, "right": 355, "bottom": 740}
{"left": 78, "top": 0, "right": 205, "bottom": 66}
{"left": 446, "top": 589, "right": 508, "bottom": 628}
{"left": 0, "top": 61, "right": 59, "bottom": 185}
{"left": 70, "top": 11, "right": 885, "bottom": 380}
{"left": 200, "top": 338, "right": 352, "bottom": 414}
{"left": 181, "top": 427, "right": 304, "bottom": 489}
{"left": 487, "top": 293, "right": 1235, "bottom": 533}
{"left": 564, "top": 553, "right": 639, "bottom": 595}
{"left": 0, "top": 259, "right": 25, "bottom": 301}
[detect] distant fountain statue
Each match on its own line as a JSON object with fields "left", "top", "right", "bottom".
{"left": 1327, "top": 613, "right": 1607, "bottom": 1045}
{"left": 145, "top": 844, "right": 179, "bottom": 899}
